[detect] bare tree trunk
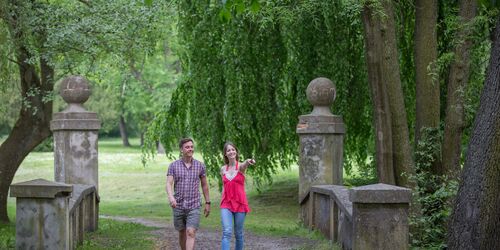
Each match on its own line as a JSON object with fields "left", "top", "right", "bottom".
{"left": 415, "top": 0, "right": 439, "bottom": 138}
{"left": 442, "top": 0, "right": 477, "bottom": 178}
{"left": 363, "top": 0, "right": 415, "bottom": 187}
{"left": 383, "top": 0, "right": 415, "bottom": 188}
{"left": 415, "top": 0, "right": 440, "bottom": 173}
{"left": 447, "top": 15, "right": 500, "bottom": 249}
{"left": 362, "top": 2, "right": 395, "bottom": 185}
{"left": 119, "top": 115, "right": 131, "bottom": 147}
{"left": 0, "top": 51, "right": 54, "bottom": 222}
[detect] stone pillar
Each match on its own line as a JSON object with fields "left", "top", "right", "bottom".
{"left": 297, "top": 77, "right": 345, "bottom": 222}
{"left": 10, "top": 179, "right": 72, "bottom": 250}
{"left": 50, "top": 75, "right": 101, "bottom": 191}
{"left": 350, "top": 183, "right": 411, "bottom": 250}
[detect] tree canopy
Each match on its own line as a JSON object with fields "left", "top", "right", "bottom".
{"left": 0, "top": 0, "right": 174, "bottom": 222}
{"left": 144, "top": 0, "right": 373, "bottom": 185}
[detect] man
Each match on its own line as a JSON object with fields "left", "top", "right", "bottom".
{"left": 166, "top": 138, "right": 211, "bottom": 250}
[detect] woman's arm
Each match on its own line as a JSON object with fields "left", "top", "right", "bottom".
{"left": 239, "top": 159, "right": 256, "bottom": 173}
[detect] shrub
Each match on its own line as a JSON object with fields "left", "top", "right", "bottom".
{"left": 410, "top": 127, "right": 458, "bottom": 249}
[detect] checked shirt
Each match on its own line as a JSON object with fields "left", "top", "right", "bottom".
{"left": 167, "top": 159, "right": 206, "bottom": 210}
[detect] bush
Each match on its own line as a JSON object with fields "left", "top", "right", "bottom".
{"left": 0, "top": 224, "right": 15, "bottom": 249}
{"left": 409, "top": 127, "right": 458, "bottom": 249}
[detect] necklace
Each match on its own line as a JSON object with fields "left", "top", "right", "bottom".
{"left": 224, "top": 162, "right": 238, "bottom": 181}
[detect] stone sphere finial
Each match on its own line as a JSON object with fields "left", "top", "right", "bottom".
{"left": 306, "top": 77, "right": 336, "bottom": 116}
{"left": 60, "top": 75, "right": 91, "bottom": 112}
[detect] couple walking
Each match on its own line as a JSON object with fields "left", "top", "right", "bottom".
{"left": 166, "top": 138, "right": 255, "bottom": 250}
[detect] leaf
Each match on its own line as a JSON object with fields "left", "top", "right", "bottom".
{"left": 144, "top": 0, "right": 153, "bottom": 6}
{"left": 250, "top": 0, "right": 261, "bottom": 13}
{"left": 219, "top": 7, "right": 232, "bottom": 22}
{"left": 479, "top": 0, "right": 500, "bottom": 8}
{"left": 235, "top": 1, "right": 245, "bottom": 14}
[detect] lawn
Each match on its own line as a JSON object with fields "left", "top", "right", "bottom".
{"left": 1, "top": 138, "right": 332, "bottom": 249}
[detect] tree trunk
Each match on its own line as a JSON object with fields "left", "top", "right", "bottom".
{"left": 119, "top": 115, "right": 131, "bottom": 147}
{"left": 362, "top": 3, "right": 395, "bottom": 184}
{"left": 383, "top": 0, "right": 415, "bottom": 188}
{"left": 447, "top": 15, "right": 500, "bottom": 250}
{"left": 0, "top": 51, "right": 54, "bottom": 223}
{"left": 442, "top": 0, "right": 477, "bottom": 178}
{"left": 415, "top": 0, "right": 439, "bottom": 139}
{"left": 415, "top": 0, "right": 440, "bottom": 173}
{"left": 362, "top": 0, "right": 415, "bottom": 187}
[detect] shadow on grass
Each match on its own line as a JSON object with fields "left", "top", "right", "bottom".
{"left": 250, "top": 177, "right": 298, "bottom": 207}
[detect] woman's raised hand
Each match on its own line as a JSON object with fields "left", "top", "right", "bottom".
{"left": 246, "top": 159, "right": 256, "bottom": 165}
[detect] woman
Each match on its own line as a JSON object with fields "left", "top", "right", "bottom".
{"left": 220, "top": 142, "right": 255, "bottom": 250}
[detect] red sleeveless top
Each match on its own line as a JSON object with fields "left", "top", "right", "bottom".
{"left": 220, "top": 162, "right": 250, "bottom": 213}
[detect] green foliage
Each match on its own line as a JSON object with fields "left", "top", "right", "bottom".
{"left": 0, "top": 222, "right": 15, "bottom": 249}
{"left": 1, "top": 1, "right": 176, "bottom": 139}
{"left": 410, "top": 127, "right": 458, "bottom": 249}
{"left": 145, "top": 0, "right": 373, "bottom": 186}
{"left": 479, "top": 0, "right": 500, "bottom": 9}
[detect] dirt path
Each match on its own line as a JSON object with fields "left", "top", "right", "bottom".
{"left": 102, "top": 215, "right": 320, "bottom": 250}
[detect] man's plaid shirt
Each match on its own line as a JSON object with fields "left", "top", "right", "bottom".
{"left": 167, "top": 159, "right": 206, "bottom": 210}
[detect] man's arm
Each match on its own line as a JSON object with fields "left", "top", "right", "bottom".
{"left": 200, "top": 176, "right": 210, "bottom": 217}
{"left": 166, "top": 175, "right": 177, "bottom": 208}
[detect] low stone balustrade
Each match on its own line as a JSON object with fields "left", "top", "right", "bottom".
{"left": 304, "top": 183, "right": 411, "bottom": 250}
{"left": 10, "top": 179, "right": 72, "bottom": 250}
{"left": 69, "top": 184, "right": 98, "bottom": 249}
{"left": 10, "top": 75, "right": 101, "bottom": 250}
{"left": 10, "top": 179, "right": 99, "bottom": 250}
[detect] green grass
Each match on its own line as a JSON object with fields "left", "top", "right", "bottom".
{"left": 78, "top": 219, "right": 156, "bottom": 250}
{"left": 1, "top": 137, "right": 334, "bottom": 249}
{"left": 0, "top": 222, "right": 15, "bottom": 249}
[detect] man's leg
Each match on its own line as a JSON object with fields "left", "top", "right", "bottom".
{"left": 185, "top": 227, "right": 196, "bottom": 250}
{"left": 173, "top": 208, "right": 188, "bottom": 250}
{"left": 179, "top": 229, "right": 187, "bottom": 250}
{"left": 185, "top": 207, "right": 201, "bottom": 250}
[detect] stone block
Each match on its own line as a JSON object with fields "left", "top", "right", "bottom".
{"left": 10, "top": 179, "right": 72, "bottom": 250}
{"left": 349, "top": 183, "right": 411, "bottom": 204}
{"left": 350, "top": 183, "right": 411, "bottom": 250}
{"left": 10, "top": 179, "right": 72, "bottom": 198}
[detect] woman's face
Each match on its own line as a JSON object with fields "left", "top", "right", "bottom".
{"left": 225, "top": 145, "right": 238, "bottom": 160}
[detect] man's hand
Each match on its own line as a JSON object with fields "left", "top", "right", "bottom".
{"left": 169, "top": 197, "right": 177, "bottom": 208}
{"left": 204, "top": 204, "right": 210, "bottom": 217}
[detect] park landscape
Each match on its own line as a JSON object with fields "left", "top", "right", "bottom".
{"left": 1, "top": 1, "right": 499, "bottom": 250}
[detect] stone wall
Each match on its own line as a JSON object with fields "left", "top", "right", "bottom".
{"left": 297, "top": 77, "right": 411, "bottom": 249}
{"left": 10, "top": 75, "right": 100, "bottom": 250}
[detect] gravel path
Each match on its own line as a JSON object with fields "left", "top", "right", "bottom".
{"left": 102, "top": 215, "right": 320, "bottom": 250}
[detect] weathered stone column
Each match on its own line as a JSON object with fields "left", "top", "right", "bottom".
{"left": 350, "top": 183, "right": 411, "bottom": 250}
{"left": 297, "top": 77, "right": 345, "bottom": 223}
{"left": 10, "top": 179, "right": 72, "bottom": 250}
{"left": 50, "top": 76, "right": 101, "bottom": 190}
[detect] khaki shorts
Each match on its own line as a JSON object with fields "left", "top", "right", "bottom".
{"left": 172, "top": 207, "right": 201, "bottom": 231}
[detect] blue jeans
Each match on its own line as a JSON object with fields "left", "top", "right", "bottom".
{"left": 221, "top": 208, "right": 246, "bottom": 250}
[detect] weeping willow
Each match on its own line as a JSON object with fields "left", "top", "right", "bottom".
{"left": 145, "top": 0, "right": 372, "bottom": 185}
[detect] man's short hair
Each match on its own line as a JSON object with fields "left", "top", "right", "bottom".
{"left": 179, "top": 138, "right": 194, "bottom": 149}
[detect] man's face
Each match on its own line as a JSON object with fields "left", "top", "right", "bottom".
{"left": 181, "top": 141, "right": 194, "bottom": 158}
